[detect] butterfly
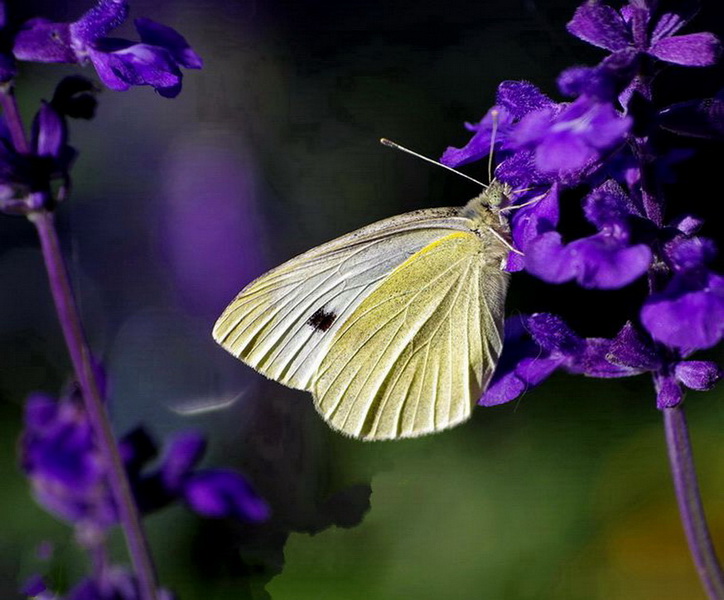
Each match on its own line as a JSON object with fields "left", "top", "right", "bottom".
{"left": 213, "top": 174, "right": 514, "bottom": 441}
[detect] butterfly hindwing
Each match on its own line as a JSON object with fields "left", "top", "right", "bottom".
{"left": 312, "top": 231, "right": 509, "bottom": 440}
{"left": 212, "top": 208, "right": 475, "bottom": 391}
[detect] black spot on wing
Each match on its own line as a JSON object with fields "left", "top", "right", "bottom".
{"left": 307, "top": 307, "right": 337, "bottom": 332}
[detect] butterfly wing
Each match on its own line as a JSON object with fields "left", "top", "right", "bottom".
{"left": 312, "top": 231, "right": 509, "bottom": 440}
{"left": 212, "top": 208, "right": 474, "bottom": 391}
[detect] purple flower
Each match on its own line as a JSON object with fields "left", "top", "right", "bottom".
{"left": 441, "top": 81, "right": 554, "bottom": 175}
{"left": 21, "top": 390, "right": 118, "bottom": 528}
{"left": 524, "top": 180, "right": 651, "bottom": 288}
{"left": 442, "top": 78, "right": 630, "bottom": 181}
{"left": 505, "top": 183, "right": 560, "bottom": 272}
{"left": 485, "top": 316, "right": 721, "bottom": 409}
{"left": 184, "top": 470, "right": 270, "bottom": 522}
{"left": 0, "top": 98, "right": 74, "bottom": 212}
{"left": 126, "top": 429, "right": 269, "bottom": 523}
{"left": 596, "top": 319, "right": 721, "bottom": 409}
{"left": 567, "top": 1, "right": 721, "bottom": 68}
{"left": 510, "top": 96, "right": 631, "bottom": 174}
{"left": 641, "top": 237, "right": 724, "bottom": 351}
{"left": 21, "top": 574, "right": 50, "bottom": 599}
{"left": 12, "top": 1, "right": 202, "bottom": 97}
{"left": 482, "top": 314, "right": 646, "bottom": 406}
{"left": 20, "top": 390, "right": 268, "bottom": 529}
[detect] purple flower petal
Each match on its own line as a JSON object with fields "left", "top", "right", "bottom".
{"left": 496, "top": 80, "right": 554, "bottom": 119}
{"left": 90, "top": 43, "right": 182, "bottom": 96}
{"left": 481, "top": 356, "right": 561, "bottom": 406}
{"left": 583, "top": 179, "right": 641, "bottom": 227}
{"left": 511, "top": 99, "right": 631, "bottom": 174}
{"left": 664, "top": 236, "right": 716, "bottom": 273}
{"left": 184, "top": 469, "right": 270, "bottom": 522}
{"left": 526, "top": 229, "right": 650, "bottom": 289}
{"left": 24, "top": 393, "right": 59, "bottom": 430}
{"left": 573, "top": 337, "right": 644, "bottom": 377}
{"left": 14, "top": 1, "right": 200, "bottom": 97}
{"left": 479, "top": 315, "right": 563, "bottom": 406}
{"left": 567, "top": 1, "right": 631, "bottom": 52}
{"left": 87, "top": 48, "right": 131, "bottom": 90}
{"left": 32, "top": 103, "right": 66, "bottom": 159}
{"left": 650, "top": 32, "right": 722, "bottom": 66}
{"left": 13, "top": 19, "right": 76, "bottom": 63}
{"left": 655, "top": 373, "right": 684, "bottom": 409}
{"left": 675, "top": 361, "right": 722, "bottom": 391}
{"left": 20, "top": 574, "right": 47, "bottom": 597}
{"left": 527, "top": 313, "right": 583, "bottom": 354}
{"left": 161, "top": 431, "right": 207, "bottom": 491}
{"left": 641, "top": 273, "right": 724, "bottom": 351}
{"left": 650, "top": 4, "right": 698, "bottom": 43}
{"left": 69, "top": 0, "right": 129, "bottom": 46}
{"left": 607, "top": 322, "right": 662, "bottom": 371}
{"left": 510, "top": 107, "right": 555, "bottom": 146}
{"left": 440, "top": 107, "right": 513, "bottom": 167}
{"left": 660, "top": 95, "right": 724, "bottom": 140}
{"left": 509, "top": 184, "right": 559, "bottom": 248}
{"left": 495, "top": 150, "right": 550, "bottom": 189}
{"left": 672, "top": 214, "right": 704, "bottom": 236}
{"left": 135, "top": 18, "right": 203, "bottom": 69}
{"left": 524, "top": 231, "right": 577, "bottom": 283}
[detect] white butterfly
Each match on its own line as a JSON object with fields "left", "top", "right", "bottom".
{"left": 213, "top": 179, "right": 513, "bottom": 441}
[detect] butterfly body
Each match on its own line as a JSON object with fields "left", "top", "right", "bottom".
{"left": 213, "top": 182, "right": 512, "bottom": 440}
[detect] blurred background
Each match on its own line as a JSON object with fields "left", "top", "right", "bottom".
{"left": 1, "top": 0, "right": 724, "bottom": 598}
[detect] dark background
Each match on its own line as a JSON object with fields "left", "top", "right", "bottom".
{"left": 1, "top": 0, "right": 723, "bottom": 598}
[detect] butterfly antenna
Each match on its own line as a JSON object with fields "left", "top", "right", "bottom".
{"left": 380, "top": 138, "right": 486, "bottom": 188}
{"left": 487, "top": 109, "right": 500, "bottom": 183}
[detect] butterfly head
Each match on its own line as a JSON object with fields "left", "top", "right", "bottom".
{"left": 480, "top": 179, "right": 514, "bottom": 210}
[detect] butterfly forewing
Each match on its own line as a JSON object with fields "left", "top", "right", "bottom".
{"left": 212, "top": 208, "right": 475, "bottom": 391}
{"left": 312, "top": 231, "right": 508, "bottom": 440}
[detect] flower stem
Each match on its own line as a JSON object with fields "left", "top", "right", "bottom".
{"left": 0, "top": 84, "right": 30, "bottom": 154}
{"left": 0, "top": 85, "right": 158, "bottom": 600}
{"left": 30, "top": 210, "right": 159, "bottom": 600}
{"left": 663, "top": 406, "right": 724, "bottom": 600}
{"left": 30, "top": 211, "right": 159, "bottom": 598}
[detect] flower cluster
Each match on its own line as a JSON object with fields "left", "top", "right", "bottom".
{"left": 21, "top": 386, "right": 269, "bottom": 598}
{"left": 442, "top": 0, "right": 723, "bottom": 409}
{"left": 12, "top": 0, "right": 202, "bottom": 98}
{"left": 0, "top": 0, "right": 201, "bottom": 216}
{"left": 0, "top": 3, "right": 262, "bottom": 599}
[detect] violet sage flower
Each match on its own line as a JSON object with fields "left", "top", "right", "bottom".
{"left": 21, "top": 388, "right": 269, "bottom": 529}
{"left": 12, "top": 0, "right": 202, "bottom": 97}
{"left": 442, "top": 0, "right": 723, "bottom": 593}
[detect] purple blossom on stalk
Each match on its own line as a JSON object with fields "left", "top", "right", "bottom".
{"left": 12, "top": 0, "right": 202, "bottom": 97}
{"left": 483, "top": 316, "right": 721, "bottom": 410}
{"left": 567, "top": 0, "right": 721, "bottom": 67}
{"left": 0, "top": 99, "right": 74, "bottom": 211}
{"left": 21, "top": 389, "right": 269, "bottom": 529}
{"left": 641, "top": 236, "right": 724, "bottom": 352}
{"left": 20, "top": 388, "right": 268, "bottom": 599}
{"left": 445, "top": 1, "right": 724, "bottom": 592}
{"left": 524, "top": 180, "right": 652, "bottom": 289}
